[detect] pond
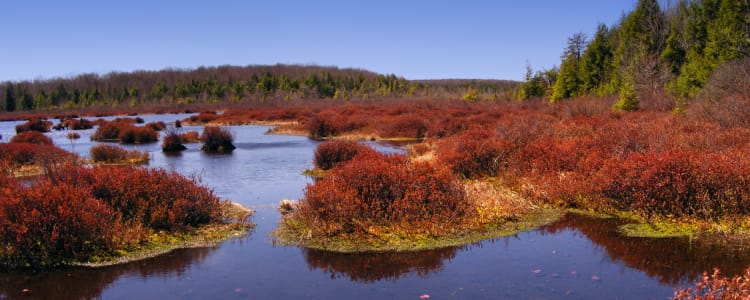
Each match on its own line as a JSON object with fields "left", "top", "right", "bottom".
{"left": 1, "top": 114, "right": 749, "bottom": 299}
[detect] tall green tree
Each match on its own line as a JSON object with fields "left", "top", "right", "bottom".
{"left": 551, "top": 32, "right": 587, "bottom": 102}
{"left": 4, "top": 83, "right": 16, "bottom": 112}
{"left": 579, "top": 24, "right": 614, "bottom": 94}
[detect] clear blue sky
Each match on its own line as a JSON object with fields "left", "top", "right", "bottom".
{"left": 1, "top": 0, "right": 644, "bottom": 82}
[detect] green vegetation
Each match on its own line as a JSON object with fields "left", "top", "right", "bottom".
{"left": 0, "top": 65, "right": 517, "bottom": 114}
{"left": 522, "top": 0, "right": 750, "bottom": 107}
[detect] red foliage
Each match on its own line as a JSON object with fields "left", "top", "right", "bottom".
{"left": 90, "top": 144, "right": 148, "bottom": 163}
{"left": 145, "top": 121, "right": 167, "bottom": 131}
{"left": 674, "top": 267, "right": 750, "bottom": 300}
{"left": 186, "top": 111, "right": 219, "bottom": 124}
{"left": 298, "top": 151, "right": 469, "bottom": 236}
{"left": 118, "top": 126, "right": 158, "bottom": 144}
{"left": 0, "top": 143, "right": 75, "bottom": 166}
{"left": 383, "top": 114, "right": 430, "bottom": 139}
{"left": 91, "top": 121, "right": 129, "bottom": 141}
{"left": 79, "top": 166, "right": 222, "bottom": 230}
{"left": 306, "top": 112, "right": 339, "bottom": 139}
{"left": 0, "top": 181, "right": 118, "bottom": 268}
{"left": 200, "top": 126, "right": 235, "bottom": 152}
{"left": 162, "top": 130, "right": 187, "bottom": 152}
{"left": 438, "top": 129, "right": 509, "bottom": 179}
{"left": 9, "top": 131, "right": 53, "bottom": 145}
{"left": 15, "top": 118, "right": 52, "bottom": 133}
{"left": 313, "top": 141, "right": 375, "bottom": 170}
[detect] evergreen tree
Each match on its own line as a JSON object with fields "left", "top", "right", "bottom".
{"left": 4, "top": 83, "right": 16, "bottom": 112}
{"left": 579, "top": 24, "right": 613, "bottom": 94}
{"left": 551, "top": 32, "right": 587, "bottom": 102}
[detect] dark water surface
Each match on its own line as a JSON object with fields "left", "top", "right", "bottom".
{"left": 1, "top": 114, "right": 749, "bottom": 299}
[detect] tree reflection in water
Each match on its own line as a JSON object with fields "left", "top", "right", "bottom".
{"left": 303, "top": 246, "right": 465, "bottom": 283}
{"left": 0, "top": 246, "right": 216, "bottom": 300}
{"left": 538, "top": 213, "right": 750, "bottom": 285}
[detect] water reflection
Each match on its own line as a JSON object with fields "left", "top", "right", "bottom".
{"left": 538, "top": 213, "right": 750, "bottom": 285}
{"left": 0, "top": 247, "right": 217, "bottom": 300}
{"left": 303, "top": 246, "right": 465, "bottom": 283}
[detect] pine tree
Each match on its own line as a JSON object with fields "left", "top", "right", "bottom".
{"left": 4, "top": 83, "right": 16, "bottom": 112}
{"left": 551, "top": 32, "right": 587, "bottom": 102}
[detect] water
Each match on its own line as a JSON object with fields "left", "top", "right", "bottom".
{"left": 1, "top": 114, "right": 748, "bottom": 299}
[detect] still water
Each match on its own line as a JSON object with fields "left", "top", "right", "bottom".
{"left": 1, "top": 114, "right": 748, "bottom": 299}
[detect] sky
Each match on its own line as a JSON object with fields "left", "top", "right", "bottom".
{"left": 0, "top": 1, "right": 645, "bottom": 82}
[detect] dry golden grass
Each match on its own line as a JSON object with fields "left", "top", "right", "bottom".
{"left": 464, "top": 180, "right": 537, "bottom": 224}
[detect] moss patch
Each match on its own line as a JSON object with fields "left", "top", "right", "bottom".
{"left": 272, "top": 209, "right": 562, "bottom": 253}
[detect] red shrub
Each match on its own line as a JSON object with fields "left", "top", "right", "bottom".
{"left": 15, "top": 119, "right": 52, "bottom": 133}
{"left": 84, "top": 166, "right": 222, "bottom": 230}
{"left": 90, "top": 144, "right": 149, "bottom": 163}
{"left": 186, "top": 111, "right": 219, "bottom": 124}
{"left": 180, "top": 131, "right": 200, "bottom": 143}
{"left": 200, "top": 126, "right": 235, "bottom": 152}
{"left": 91, "top": 121, "right": 129, "bottom": 141}
{"left": 118, "top": 126, "right": 158, "bottom": 144}
{"left": 298, "top": 152, "right": 469, "bottom": 236}
{"left": 0, "top": 143, "right": 75, "bottom": 166}
{"left": 145, "top": 121, "right": 167, "bottom": 131}
{"left": 438, "top": 129, "right": 509, "bottom": 179}
{"left": 10, "top": 131, "right": 53, "bottom": 145}
{"left": 383, "top": 115, "right": 430, "bottom": 139}
{"left": 313, "top": 141, "right": 375, "bottom": 170}
{"left": 306, "top": 112, "right": 338, "bottom": 139}
{"left": 162, "top": 130, "right": 187, "bottom": 152}
{"left": 0, "top": 181, "right": 118, "bottom": 268}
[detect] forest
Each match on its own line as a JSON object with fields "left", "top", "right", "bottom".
{"left": 0, "top": 64, "right": 515, "bottom": 113}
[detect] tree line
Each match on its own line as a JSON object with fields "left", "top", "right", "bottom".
{"left": 521, "top": 0, "right": 749, "bottom": 110}
{"left": 0, "top": 64, "right": 518, "bottom": 113}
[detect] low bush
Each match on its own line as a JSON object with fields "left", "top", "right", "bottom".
{"left": 186, "top": 111, "right": 219, "bottom": 124}
{"left": 10, "top": 131, "right": 53, "bottom": 145}
{"left": 162, "top": 130, "right": 187, "bottom": 152}
{"left": 296, "top": 151, "right": 469, "bottom": 237}
{"left": 118, "top": 126, "right": 158, "bottom": 144}
{"left": 0, "top": 181, "right": 118, "bottom": 268}
{"left": 90, "top": 144, "right": 149, "bottom": 164}
{"left": 438, "top": 129, "right": 508, "bottom": 179}
{"left": 0, "top": 162, "right": 225, "bottom": 268}
{"left": 180, "top": 131, "right": 200, "bottom": 143}
{"left": 313, "top": 141, "right": 375, "bottom": 170}
{"left": 145, "top": 121, "right": 167, "bottom": 131}
{"left": 382, "top": 115, "right": 430, "bottom": 139}
{"left": 80, "top": 166, "right": 222, "bottom": 230}
{"left": 200, "top": 126, "right": 235, "bottom": 152}
{"left": 91, "top": 121, "right": 129, "bottom": 141}
{"left": 0, "top": 143, "right": 75, "bottom": 166}
{"left": 306, "top": 112, "right": 338, "bottom": 139}
{"left": 54, "top": 118, "right": 94, "bottom": 130}
{"left": 15, "top": 119, "right": 52, "bottom": 133}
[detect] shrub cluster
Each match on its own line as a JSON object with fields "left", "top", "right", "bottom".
{"left": 161, "top": 130, "right": 187, "bottom": 152}
{"left": 313, "top": 141, "right": 375, "bottom": 170}
{"left": 200, "top": 126, "right": 235, "bottom": 152}
{"left": 10, "top": 131, "right": 53, "bottom": 145}
{"left": 437, "top": 129, "right": 508, "bottom": 179}
{"left": 90, "top": 144, "right": 149, "bottom": 164}
{"left": 54, "top": 118, "right": 94, "bottom": 130}
{"left": 296, "top": 150, "right": 469, "bottom": 237}
{"left": 0, "top": 143, "right": 76, "bottom": 166}
{"left": 91, "top": 120, "right": 158, "bottom": 144}
{"left": 0, "top": 164, "right": 224, "bottom": 268}
{"left": 15, "top": 119, "right": 52, "bottom": 133}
